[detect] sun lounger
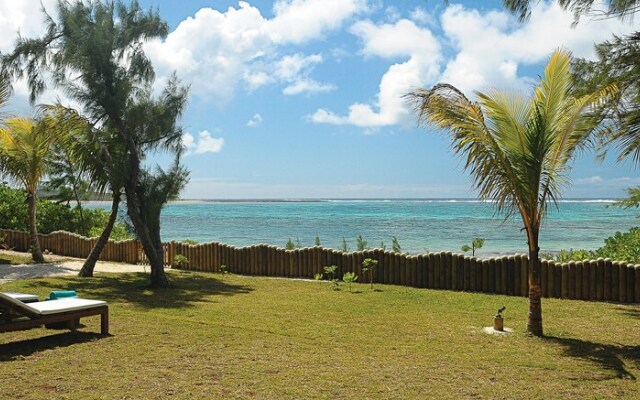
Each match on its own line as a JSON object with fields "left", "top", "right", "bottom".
{"left": 2, "top": 292, "right": 39, "bottom": 303}
{"left": 0, "top": 292, "right": 108, "bottom": 335}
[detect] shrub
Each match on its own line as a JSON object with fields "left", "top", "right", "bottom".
{"left": 0, "top": 182, "right": 132, "bottom": 239}
{"left": 362, "top": 258, "right": 378, "bottom": 290}
{"left": 342, "top": 272, "right": 357, "bottom": 293}
{"left": 173, "top": 254, "right": 189, "bottom": 269}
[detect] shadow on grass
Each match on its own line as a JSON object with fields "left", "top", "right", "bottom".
{"left": 0, "top": 331, "right": 107, "bottom": 361}
{"left": 545, "top": 335, "right": 640, "bottom": 380}
{"left": 17, "top": 271, "right": 253, "bottom": 309}
{"left": 615, "top": 305, "right": 640, "bottom": 320}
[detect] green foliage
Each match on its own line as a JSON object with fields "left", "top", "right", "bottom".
{"left": 220, "top": 265, "right": 228, "bottom": 274}
{"left": 554, "top": 249, "right": 595, "bottom": 263}
{"left": 341, "top": 237, "right": 349, "bottom": 252}
{"left": 182, "top": 239, "right": 199, "bottom": 245}
{"left": 173, "top": 254, "right": 189, "bottom": 269}
{"left": 342, "top": 271, "right": 358, "bottom": 293}
{"left": 323, "top": 265, "right": 340, "bottom": 290}
{"left": 0, "top": 183, "right": 132, "bottom": 239}
{"left": 391, "top": 236, "right": 402, "bottom": 253}
{"left": 379, "top": 241, "right": 386, "bottom": 251}
{"left": 315, "top": 235, "right": 321, "bottom": 247}
{"left": 356, "top": 235, "right": 368, "bottom": 251}
{"left": 552, "top": 227, "right": 640, "bottom": 264}
{"left": 286, "top": 236, "right": 302, "bottom": 249}
{"left": 362, "top": 258, "right": 379, "bottom": 290}
{"left": 313, "top": 272, "right": 323, "bottom": 280}
{"left": 595, "top": 227, "right": 640, "bottom": 263}
{"left": 461, "top": 237, "right": 485, "bottom": 256}
{"left": 612, "top": 186, "right": 640, "bottom": 215}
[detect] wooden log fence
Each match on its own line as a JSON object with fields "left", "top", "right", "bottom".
{"left": 1, "top": 228, "right": 639, "bottom": 303}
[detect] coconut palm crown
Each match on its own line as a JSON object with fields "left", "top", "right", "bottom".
{"left": 0, "top": 116, "right": 63, "bottom": 262}
{"left": 407, "top": 50, "right": 615, "bottom": 336}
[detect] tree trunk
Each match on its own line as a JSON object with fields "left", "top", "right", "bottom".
{"left": 78, "top": 191, "right": 120, "bottom": 277}
{"left": 117, "top": 121, "right": 169, "bottom": 288}
{"left": 125, "top": 183, "right": 168, "bottom": 287}
{"left": 526, "top": 230, "right": 544, "bottom": 336}
{"left": 26, "top": 191, "right": 44, "bottom": 263}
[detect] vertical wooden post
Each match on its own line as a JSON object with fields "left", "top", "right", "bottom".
{"left": 618, "top": 261, "right": 627, "bottom": 302}
{"left": 603, "top": 258, "right": 612, "bottom": 301}
{"left": 567, "top": 261, "right": 576, "bottom": 300}
{"left": 574, "top": 261, "right": 583, "bottom": 300}
{"left": 627, "top": 264, "right": 636, "bottom": 303}
{"left": 561, "top": 263, "right": 569, "bottom": 299}
{"left": 611, "top": 260, "right": 619, "bottom": 301}
{"left": 588, "top": 260, "right": 598, "bottom": 301}
{"left": 480, "top": 259, "right": 489, "bottom": 293}
{"left": 469, "top": 257, "right": 478, "bottom": 292}
{"left": 596, "top": 258, "right": 605, "bottom": 301}
{"left": 633, "top": 264, "right": 640, "bottom": 303}
{"left": 427, "top": 253, "right": 435, "bottom": 288}
{"left": 443, "top": 252, "right": 452, "bottom": 289}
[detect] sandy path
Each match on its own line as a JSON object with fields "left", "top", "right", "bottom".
{"left": 0, "top": 250, "right": 146, "bottom": 284}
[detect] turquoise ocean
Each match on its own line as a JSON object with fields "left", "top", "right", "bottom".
{"left": 91, "top": 199, "right": 638, "bottom": 257}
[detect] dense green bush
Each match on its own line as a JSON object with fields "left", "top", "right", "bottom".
{"left": 0, "top": 183, "right": 132, "bottom": 240}
{"left": 554, "top": 227, "right": 640, "bottom": 264}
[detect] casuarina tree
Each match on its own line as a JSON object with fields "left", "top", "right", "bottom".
{"left": 2, "top": 1, "right": 188, "bottom": 287}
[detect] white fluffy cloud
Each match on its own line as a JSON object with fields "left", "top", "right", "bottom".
{"left": 0, "top": 0, "right": 79, "bottom": 112}
{"left": 183, "top": 131, "right": 225, "bottom": 155}
{"left": 439, "top": 2, "right": 639, "bottom": 94}
{"left": 145, "top": 0, "right": 366, "bottom": 102}
{"left": 311, "top": 1, "right": 640, "bottom": 129}
{"left": 0, "top": 0, "right": 57, "bottom": 51}
{"left": 267, "top": 0, "right": 368, "bottom": 44}
{"left": 275, "top": 53, "right": 336, "bottom": 95}
{"left": 247, "top": 113, "right": 263, "bottom": 127}
{"left": 311, "top": 18, "right": 441, "bottom": 127}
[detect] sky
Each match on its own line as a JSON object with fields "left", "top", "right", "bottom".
{"left": 1, "top": 0, "right": 639, "bottom": 199}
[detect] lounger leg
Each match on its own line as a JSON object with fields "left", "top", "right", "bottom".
{"left": 67, "top": 319, "right": 80, "bottom": 331}
{"left": 101, "top": 308, "right": 109, "bottom": 335}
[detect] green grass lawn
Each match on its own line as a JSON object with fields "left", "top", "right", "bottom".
{"left": 0, "top": 252, "right": 67, "bottom": 265}
{"left": 1, "top": 271, "right": 639, "bottom": 399}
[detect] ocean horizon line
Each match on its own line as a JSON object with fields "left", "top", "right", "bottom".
{"left": 172, "top": 198, "right": 620, "bottom": 203}
{"left": 84, "top": 197, "right": 622, "bottom": 204}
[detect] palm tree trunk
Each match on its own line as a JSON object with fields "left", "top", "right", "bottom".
{"left": 527, "top": 230, "right": 544, "bottom": 336}
{"left": 26, "top": 191, "right": 44, "bottom": 263}
{"left": 78, "top": 190, "right": 120, "bottom": 277}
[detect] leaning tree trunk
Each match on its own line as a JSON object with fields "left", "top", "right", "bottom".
{"left": 26, "top": 191, "right": 44, "bottom": 263}
{"left": 117, "top": 121, "right": 170, "bottom": 288}
{"left": 78, "top": 191, "right": 120, "bottom": 277}
{"left": 125, "top": 185, "right": 169, "bottom": 287}
{"left": 526, "top": 228, "right": 543, "bottom": 336}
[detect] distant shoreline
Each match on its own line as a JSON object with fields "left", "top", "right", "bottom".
{"left": 85, "top": 198, "right": 620, "bottom": 204}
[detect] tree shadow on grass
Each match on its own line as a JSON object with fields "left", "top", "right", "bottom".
{"left": 614, "top": 304, "right": 640, "bottom": 320}
{"left": 16, "top": 271, "right": 254, "bottom": 309}
{"left": 0, "top": 331, "right": 106, "bottom": 361}
{"left": 544, "top": 335, "right": 640, "bottom": 380}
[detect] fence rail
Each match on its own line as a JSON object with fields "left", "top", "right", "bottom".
{"left": 1, "top": 228, "right": 638, "bottom": 303}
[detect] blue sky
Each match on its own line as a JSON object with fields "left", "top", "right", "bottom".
{"left": 1, "top": 0, "right": 638, "bottom": 199}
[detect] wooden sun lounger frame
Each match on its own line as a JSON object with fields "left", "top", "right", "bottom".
{"left": 0, "top": 298, "right": 109, "bottom": 335}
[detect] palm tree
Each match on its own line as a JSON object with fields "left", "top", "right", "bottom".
{"left": 407, "top": 50, "right": 614, "bottom": 336}
{"left": 503, "top": 0, "right": 640, "bottom": 22}
{"left": 42, "top": 105, "right": 128, "bottom": 278}
{"left": 0, "top": 117, "right": 61, "bottom": 262}
{"left": 0, "top": 74, "right": 9, "bottom": 113}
